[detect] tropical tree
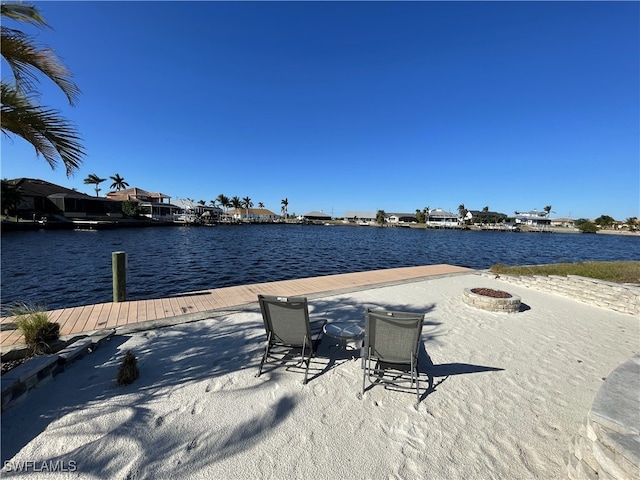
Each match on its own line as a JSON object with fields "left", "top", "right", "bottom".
{"left": 458, "top": 204, "right": 468, "bottom": 223}
{"left": 482, "top": 206, "right": 489, "bottom": 213}
{"left": 281, "top": 198, "right": 289, "bottom": 220}
{"left": 375, "top": 209, "right": 386, "bottom": 225}
{"left": 198, "top": 200, "right": 205, "bottom": 205}
{"left": 216, "top": 194, "right": 230, "bottom": 214}
{"left": 415, "top": 209, "right": 425, "bottom": 223}
{"left": 1, "top": 2, "right": 85, "bottom": 175}
{"left": 625, "top": 217, "right": 638, "bottom": 230}
{"left": 258, "top": 202, "right": 264, "bottom": 208}
{"left": 594, "top": 215, "right": 615, "bottom": 229}
{"left": 231, "top": 196, "right": 242, "bottom": 221}
{"left": 209, "top": 199, "right": 217, "bottom": 208}
{"left": 424, "top": 206, "right": 430, "bottom": 225}
{"left": 242, "top": 196, "right": 253, "bottom": 220}
{"left": 543, "top": 205, "right": 552, "bottom": 216}
{"left": 109, "top": 173, "right": 129, "bottom": 191}
{"left": 83, "top": 173, "right": 105, "bottom": 197}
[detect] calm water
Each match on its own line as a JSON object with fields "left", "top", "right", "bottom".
{"left": 1, "top": 225, "right": 638, "bottom": 313}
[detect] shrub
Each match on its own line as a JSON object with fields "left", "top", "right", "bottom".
{"left": 578, "top": 221, "right": 598, "bottom": 234}
{"left": 117, "top": 351, "right": 139, "bottom": 386}
{"left": 12, "top": 303, "right": 60, "bottom": 355}
{"left": 121, "top": 200, "right": 141, "bottom": 218}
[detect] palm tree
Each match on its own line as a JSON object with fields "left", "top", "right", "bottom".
{"left": 83, "top": 173, "right": 105, "bottom": 197}
{"left": 1, "top": 2, "right": 85, "bottom": 175}
{"left": 258, "top": 202, "right": 264, "bottom": 208}
{"left": 457, "top": 204, "right": 468, "bottom": 222}
{"left": 242, "top": 196, "right": 253, "bottom": 221}
{"left": 109, "top": 173, "right": 129, "bottom": 191}
{"left": 216, "top": 194, "right": 229, "bottom": 212}
{"left": 543, "top": 205, "right": 552, "bottom": 217}
{"left": 281, "top": 198, "right": 289, "bottom": 221}
{"left": 231, "top": 196, "right": 242, "bottom": 221}
{"left": 424, "top": 206, "right": 430, "bottom": 225}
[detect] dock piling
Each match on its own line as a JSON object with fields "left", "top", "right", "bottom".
{"left": 112, "top": 251, "right": 127, "bottom": 302}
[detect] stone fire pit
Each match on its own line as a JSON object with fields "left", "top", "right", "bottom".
{"left": 463, "top": 287, "right": 522, "bottom": 313}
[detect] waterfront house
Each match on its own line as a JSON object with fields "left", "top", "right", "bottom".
{"left": 465, "top": 209, "right": 508, "bottom": 225}
{"left": 344, "top": 211, "right": 377, "bottom": 224}
{"left": 173, "top": 199, "right": 223, "bottom": 224}
{"left": 515, "top": 209, "right": 552, "bottom": 229}
{"left": 300, "top": 211, "right": 332, "bottom": 222}
{"left": 386, "top": 213, "right": 417, "bottom": 224}
{"left": 227, "top": 207, "right": 279, "bottom": 223}
{"left": 106, "top": 188, "right": 179, "bottom": 222}
{"left": 5, "top": 178, "right": 121, "bottom": 218}
{"left": 426, "top": 208, "right": 460, "bottom": 227}
{"left": 550, "top": 217, "right": 576, "bottom": 228}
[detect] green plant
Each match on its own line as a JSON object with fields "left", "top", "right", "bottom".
{"left": 578, "top": 221, "right": 598, "bottom": 233}
{"left": 117, "top": 351, "right": 139, "bottom": 386}
{"left": 489, "top": 261, "right": 640, "bottom": 284}
{"left": 12, "top": 303, "right": 59, "bottom": 354}
{"left": 121, "top": 199, "right": 141, "bottom": 217}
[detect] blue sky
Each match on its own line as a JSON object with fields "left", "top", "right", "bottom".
{"left": 2, "top": 1, "right": 638, "bottom": 220}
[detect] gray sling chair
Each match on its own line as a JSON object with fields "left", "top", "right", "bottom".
{"left": 362, "top": 308, "right": 425, "bottom": 403}
{"left": 256, "top": 295, "right": 327, "bottom": 385}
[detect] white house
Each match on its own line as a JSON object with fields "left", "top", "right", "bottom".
{"left": 515, "top": 209, "right": 552, "bottom": 228}
{"left": 426, "top": 208, "right": 460, "bottom": 227}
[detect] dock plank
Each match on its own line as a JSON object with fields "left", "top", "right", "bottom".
{"left": 1, "top": 265, "right": 471, "bottom": 349}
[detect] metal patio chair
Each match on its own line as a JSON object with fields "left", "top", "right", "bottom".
{"left": 256, "top": 295, "right": 326, "bottom": 384}
{"left": 361, "top": 308, "right": 425, "bottom": 403}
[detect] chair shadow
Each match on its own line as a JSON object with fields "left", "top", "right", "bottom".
{"left": 418, "top": 344, "right": 504, "bottom": 402}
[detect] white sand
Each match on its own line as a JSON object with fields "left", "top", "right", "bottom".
{"left": 2, "top": 273, "right": 638, "bottom": 479}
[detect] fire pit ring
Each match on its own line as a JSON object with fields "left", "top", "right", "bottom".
{"left": 462, "top": 287, "right": 522, "bottom": 313}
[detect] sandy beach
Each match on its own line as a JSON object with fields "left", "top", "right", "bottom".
{"left": 2, "top": 272, "right": 638, "bottom": 479}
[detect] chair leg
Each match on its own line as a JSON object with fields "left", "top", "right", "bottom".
{"left": 412, "top": 352, "right": 420, "bottom": 404}
{"left": 302, "top": 339, "right": 309, "bottom": 385}
{"left": 361, "top": 353, "right": 369, "bottom": 397}
{"left": 256, "top": 333, "right": 271, "bottom": 378}
{"left": 256, "top": 344, "right": 268, "bottom": 378}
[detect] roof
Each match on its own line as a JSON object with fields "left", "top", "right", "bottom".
{"left": 227, "top": 208, "right": 278, "bottom": 216}
{"left": 344, "top": 211, "right": 377, "bottom": 219}
{"left": 106, "top": 188, "right": 171, "bottom": 201}
{"left": 302, "top": 211, "right": 331, "bottom": 219}
{"left": 6, "top": 178, "right": 93, "bottom": 199}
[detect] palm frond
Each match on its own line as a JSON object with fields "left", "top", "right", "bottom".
{"left": 1, "top": 82, "right": 85, "bottom": 175}
{"left": 1, "top": 26, "right": 80, "bottom": 105}
{"left": 0, "top": 3, "right": 47, "bottom": 27}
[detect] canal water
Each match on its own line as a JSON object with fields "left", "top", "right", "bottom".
{"left": 1, "top": 225, "right": 638, "bottom": 313}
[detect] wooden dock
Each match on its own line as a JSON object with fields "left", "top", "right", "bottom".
{"left": 0, "top": 264, "right": 472, "bottom": 349}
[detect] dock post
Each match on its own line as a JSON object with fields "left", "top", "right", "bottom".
{"left": 112, "top": 251, "right": 127, "bottom": 302}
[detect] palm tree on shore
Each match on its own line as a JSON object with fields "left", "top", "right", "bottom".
{"left": 231, "top": 196, "right": 242, "bottom": 221}
{"left": 543, "top": 205, "right": 552, "bottom": 217}
{"left": 1, "top": 2, "right": 85, "bottom": 175}
{"left": 281, "top": 198, "right": 288, "bottom": 221}
{"left": 242, "top": 196, "right": 253, "bottom": 221}
{"left": 83, "top": 173, "right": 105, "bottom": 197}
{"left": 109, "top": 173, "right": 129, "bottom": 191}
{"left": 216, "top": 194, "right": 230, "bottom": 215}
{"left": 458, "top": 204, "right": 468, "bottom": 223}
{"left": 258, "top": 202, "right": 264, "bottom": 208}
